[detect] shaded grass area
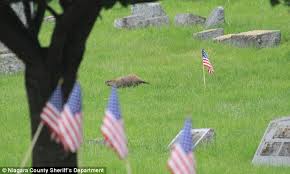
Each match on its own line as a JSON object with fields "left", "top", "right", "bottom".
{"left": 0, "top": 0, "right": 290, "bottom": 173}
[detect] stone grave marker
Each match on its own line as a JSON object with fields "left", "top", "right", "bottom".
{"left": 114, "top": 2, "right": 169, "bottom": 29}
{"left": 193, "top": 28, "right": 224, "bottom": 40}
{"left": 174, "top": 13, "right": 206, "bottom": 26}
{"left": 0, "top": 53, "right": 24, "bottom": 74}
{"left": 213, "top": 30, "right": 281, "bottom": 48}
{"left": 205, "top": 6, "right": 225, "bottom": 29}
{"left": 252, "top": 117, "right": 290, "bottom": 166}
{"left": 168, "top": 128, "right": 215, "bottom": 149}
{"left": 131, "top": 2, "right": 166, "bottom": 18}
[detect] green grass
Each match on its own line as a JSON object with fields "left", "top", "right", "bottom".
{"left": 1, "top": 0, "right": 290, "bottom": 173}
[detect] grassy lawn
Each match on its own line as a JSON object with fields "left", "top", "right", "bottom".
{"left": 0, "top": 0, "right": 290, "bottom": 173}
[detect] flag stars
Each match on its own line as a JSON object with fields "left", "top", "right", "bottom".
{"left": 49, "top": 85, "right": 63, "bottom": 111}
{"left": 67, "top": 83, "right": 82, "bottom": 115}
{"left": 107, "top": 87, "right": 121, "bottom": 120}
{"left": 180, "top": 119, "right": 193, "bottom": 153}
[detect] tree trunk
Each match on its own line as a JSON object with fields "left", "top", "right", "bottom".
{"left": 25, "top": 0, "right": 102, "bottom": 166}
{"left": 0, "top": 0, "right": 101, "bottom": 166}
{"left": 25, "top": 65, "right": 78, "bottom": 166}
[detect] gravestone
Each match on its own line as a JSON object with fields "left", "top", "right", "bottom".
{"left": 0, "top": 2, "right": 26, "bottom": 74}
{"left": 174, "top": 13, "right": 206, "bottom": 26}
{"left": 193, "top": 28, "right": 224, "bottom": 40}
{"left": 114, "top": 15, "right": 147, "bottom": 29}
{"left": 213, "top": 30, "right": 281, "bottom": 48}
{"left": 205, "top": 6, "right": 224, "bottom": 29}
{"left": 168, "top": 128, "right": 215, "bottom": 149}
{"left": 0, "top": 53, "right": 24, "bottom": 74}
{"left": 131, "top": 2, "right": 166, "bottom": 18}
{"left": 114, "top": 2, "right": 169, "bottom": 29}
{"left": 252, "top": 117, "right": 290, "bottom": 166}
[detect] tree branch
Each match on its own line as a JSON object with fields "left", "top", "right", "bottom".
{"left": 61, "top": 0, "right": 102, "bottom": 100}
{"left": 0, "top": 4, "right": 43, "bottom": 65}
{"left": 31, "top": 0, "right": 46, "bottom": 36}
{"left": 23, "top": 1, "right": 32, "bottom": 27}
{"left": 46, "top": 5, "right": 59, "bottom": 17}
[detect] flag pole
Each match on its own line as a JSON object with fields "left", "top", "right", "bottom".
{"left": 202, "top": 64, "right": 206, "bottom": 90}
{"left": 125, "top": 158, "right": 132, "bottom": 174}
{"left": 20, "top": 122, "right": 44, "bottom": 168}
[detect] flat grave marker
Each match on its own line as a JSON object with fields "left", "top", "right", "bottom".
{"left": 252, "top": 117, "right": 290, "bottom": 166}
{"left": 168, "top": 128, "right": 215, "bottom": 149}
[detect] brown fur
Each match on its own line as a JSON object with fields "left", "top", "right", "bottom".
{"left": 105, "top": 74, "right": 149, "bottom": 88}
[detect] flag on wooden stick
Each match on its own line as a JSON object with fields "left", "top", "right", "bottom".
{"left": 58, "top": 82, "right": 83, "bottom": 152}
{"left": 202, "top": 49, "right": 214, "bottom": 74}
{"left": 40, "top": 85, "right": 62, "bottom": 142}
{"left": 168, "top": 118, "right": 196, "bottom": 174}
{"left": 101, "top": 87, "right": 128, "bottom": 159}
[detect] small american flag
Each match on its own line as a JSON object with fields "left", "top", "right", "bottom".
{"left": 202, "top": 49, "right": 214, "bottom": 74}
{"left": 101, "top": 87, "right": 128, "bottom": 159}
{"left": 40, "top": 85, "right": 62, "bottom": 142}
{"left": 168, "top": 119, "right": 196, "bottom": 174}
{"left": 58, "top": 82, "right": 83, "bottom": 152}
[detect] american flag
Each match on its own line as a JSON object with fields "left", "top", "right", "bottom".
{"left": 202, "top": 49, "right": 214, "bottom": 74}
{"left": 58, "top": 82, "right": 83, "bottom": 152}
{"left": 101, "top": 87, "right": 128, "bottom": 159}
{"left": 168, "top": 119, "right": 196, "bottom": 174}
{"left": 40, "top": 85, "right": 62, "bottom": 142}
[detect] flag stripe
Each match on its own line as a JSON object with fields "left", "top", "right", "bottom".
{"left": 101, "top": 126, "right": 127, "bottom": 158}
{"left": 105, "top": 111, "right": 126, "bottom": 141}
{"left": 59, "top": 110, "right": 79, "bottom": 152}
{"left": 202, "top": 49, "right": 214, "bottom": 74}
{"left": 102, "top": 117, "right": 127, "bottom": 153}
{"left": 101, "top": 87, "right": 128, "bottom": 159}
{"left": 168, "top": 159, "right": 182, "bottom": 174}
{"left": 167, "top": 119, "right": 196, "bottom": 174}
{"left": 101, "top": 113, "right": 128, "bottom": 158}
{"left": 174, "top": 145, "right": 193, "bottom": 174}
{"left": 41, "top": 106, "right": 59, "bottom": 127}
{"left": 59, "top": 118, "right": 77, "bottom": 152}
{"left": 63, "top": 107, "right": 82, "bottom": 142}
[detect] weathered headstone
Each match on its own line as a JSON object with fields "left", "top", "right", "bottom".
{"left": 193, "top": 28, "right": 224, "bottom": 40}
{"left": 114, "top": 15, "right": 147, "bottom": 29}
{"left": 168, "top": 128, "right": 215, "bottom": 149}
{"left": 205, "top": 6, "right": 224, "bottom": 29}
{"left": 144, "top": 16, "right": 169, "bottom": 27}
{"left": 0, "top": 53, "right": 24, "bottom": 74}
{"left": 114, "top": 2, "right": 169, "bottom": 29}
{"left": 0, "top": 2, "right": 26, "bottom": 74}
{"left": 174, "top": 13, "right": 206, "bottom": 26}
{"left": 252, "top": 117, "right": 290, "bottom": 166}
{"left": 213, "top": 30, "right": 281, "bottom": 48}
{"left": 131, "top": 2, "right": 166, "bottom": 18}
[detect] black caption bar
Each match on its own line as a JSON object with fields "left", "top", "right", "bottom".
{"left": 0, "top": 167, "right": 106, "bottom": 174}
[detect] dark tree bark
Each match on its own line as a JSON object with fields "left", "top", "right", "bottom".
{"left": 0, "top": 0, "right": 155, "bottom": 167}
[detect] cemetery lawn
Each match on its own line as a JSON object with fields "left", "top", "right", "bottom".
{"left": 1, "top": 0, "right": 290, "bottom": 173}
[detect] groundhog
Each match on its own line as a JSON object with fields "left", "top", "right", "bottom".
{"left": 105, "top": 74, "right": 149, "bottom": 88}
